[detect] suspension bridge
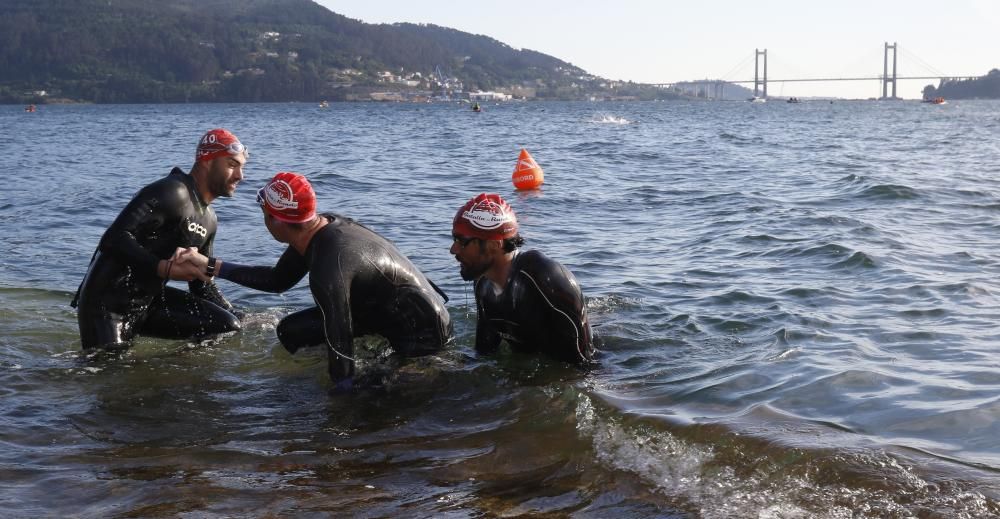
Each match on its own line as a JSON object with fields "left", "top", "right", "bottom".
{"left": 653, "top": 42, "right": 985, "bottom": 100}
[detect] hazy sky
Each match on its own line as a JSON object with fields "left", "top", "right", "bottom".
{"left": 317, "top": 0, "right": 999, "bottom": 99}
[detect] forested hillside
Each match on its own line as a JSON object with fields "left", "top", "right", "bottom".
{"left": 0, "top": 0, "right": 623, "bottom": 103}
{"left": 922, "top": 69, "right": 1000, "bottom": 100}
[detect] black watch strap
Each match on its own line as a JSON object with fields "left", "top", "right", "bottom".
{"left": 206, "top": 256, "right": 217, "bottom": 277}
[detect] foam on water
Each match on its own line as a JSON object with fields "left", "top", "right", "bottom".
{"left": 589, "top": 114, "right": 633, "bottom": 125}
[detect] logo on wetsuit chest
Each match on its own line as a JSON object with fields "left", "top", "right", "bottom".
{"left": 186, "top": 220, "right": 208, "bottom": 237}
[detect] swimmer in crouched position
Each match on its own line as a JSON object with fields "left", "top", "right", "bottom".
{"left": 180, "top": 172, "right": 451, "bottom": 389}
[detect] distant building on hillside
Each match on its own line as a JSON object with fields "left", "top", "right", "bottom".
{"left": 469, "top": 91, "right": 512, "bottom": 102}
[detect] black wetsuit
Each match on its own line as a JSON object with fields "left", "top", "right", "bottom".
{"left": 73, "top": 168, "right": 240, "bottom": 349}
{"left": 217, "top": 213, "right": 451, "bottom": 383}
{"left": 474, "top": 249, "right": 594, "bottom": 364}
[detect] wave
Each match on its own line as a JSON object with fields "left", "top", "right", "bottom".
{"left": 718, "top": 132, "right": 747, "bottom": 141}
{"left": 758, "top": 242, "right": 851, "bottom": 259}
{"left": 578, "top": 395, "right": 1000, "bottom": 518}
{"left": 830, "top": 250, "right": 877, "bottom": 269}
{"left": 567, "top": 140, "right": 623, "bottom": 153}
{"left": 824, "top": 175, "right": 921, "bottom": 203}
{"left": 588, "top": 114, "right": 633, "bottom": 125}
{"left": 859, "top": 184, "right": 921, "bottom": 200}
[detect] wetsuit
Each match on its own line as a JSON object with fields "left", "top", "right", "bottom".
{"left": 474, "top": 250, "right": 594, "bottom": 364}
{"left": 217, "top": 213, "right": 451, "bottom": 383}
{"left": 73, "top": 168, "right": 240, "bottom": 349}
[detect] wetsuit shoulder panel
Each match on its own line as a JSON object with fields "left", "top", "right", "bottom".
{"left": 513, "top": 250, "right": 594, "bottom": 363}
{"left": 514, "top": 250, "right": 587, "bottom": 312}
{"left": 97, "top": 170, "right": 192, "bottom": 277}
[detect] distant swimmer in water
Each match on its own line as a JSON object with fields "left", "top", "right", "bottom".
{"left": 177, "top": 172, "right": 451, "bottom": 390}
{"left": 72, "top": 129, "right": 247, "bottom": 351}
{"left": 449, "top": 193, "right": 595, "bottom": 365}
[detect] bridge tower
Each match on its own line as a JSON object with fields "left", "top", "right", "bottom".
{"left": 754, "top": 49, "right": 768, "bottom": 98}
{"left": 882, "top": 42, "right": 898, "bottom": 99}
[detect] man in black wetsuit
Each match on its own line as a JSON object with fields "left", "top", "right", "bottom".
{"left": 178, "top": 172, "right": 451, "bottom": 389}
{"left": 450, "top": 193, "right": 594, "bottom": 365}
{"left": 72, "top": 128, "right": 246, "bottom": 350}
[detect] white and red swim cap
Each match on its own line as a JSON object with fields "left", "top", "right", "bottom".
{"left": 256, "top": 172, "right": 317, "bottom": 223}
{"left": 453, "top": 193, "right": 519, "bottom": 241}
{"left": 196, "top": 128, "right": 247, "bottom": 162}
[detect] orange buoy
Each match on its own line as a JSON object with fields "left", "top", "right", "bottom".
{"left": 511, "top": 148, "right": 544, "bottom": 190}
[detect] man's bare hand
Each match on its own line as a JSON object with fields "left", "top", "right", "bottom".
{"left": 165, "top": 247, "right": 211, "bottom": 281}
{"left": 170, "top": 259, "right": 210, "bottom": 282}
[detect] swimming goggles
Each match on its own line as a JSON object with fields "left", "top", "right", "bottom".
{"left": 226, "top": 142, "right": 248, "bottom": 157}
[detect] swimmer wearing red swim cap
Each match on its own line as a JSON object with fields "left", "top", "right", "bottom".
{"left": 72, "top": 128, "right": 246, "bottom": 351}
{"left": 450, "top": 193, "right": 595, "bottom": 365}
{"left": 176, "top": 172, "right": 452, "bottom": 391}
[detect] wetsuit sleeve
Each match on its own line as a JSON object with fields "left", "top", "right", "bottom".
{"left": 474, "top": 280, "right": 501, "bottom": 354}
{"left": 188, "top": 233, "right": 233, "bottom": 311}
{"left": 216, "top": 246, "right": 308, "bottom": 293}
{"left": 309, "top": 253, "right": 356, "bottom": 382}
{"left": 98, "top": 181, "right": 183, "bottom": 277}
{"left": 518, "top": 252, "right": 595, "bottom": 364}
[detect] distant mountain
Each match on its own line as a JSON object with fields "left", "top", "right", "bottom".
{"left": 0, "top": 0, "right": 683, "bottom": 103}
{"left": 922, "top": 69, "right": 1000, "bottom": 100}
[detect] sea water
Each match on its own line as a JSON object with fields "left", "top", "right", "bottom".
{"left": 2, "top": 100, "right": 1000, "bottom": 517}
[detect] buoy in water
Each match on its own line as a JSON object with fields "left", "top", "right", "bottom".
{"left": 512, "top": 148, "right": 544, "bottom": 190}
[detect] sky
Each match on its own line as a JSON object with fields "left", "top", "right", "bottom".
{"left": 317, "top": 0, "right": 1000, "bottom": 99}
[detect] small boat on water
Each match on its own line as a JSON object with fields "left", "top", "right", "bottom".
{"left": 747, "top": 96, "right": 766, "bottom": 103}
{"left": 24, "top": 104, "right": 36, "bottom": 112}
{"left": 318, "top": 100, "right": 329, "bottom": 108}
{"left": 923, "top": 97, "right": 946, "bottom": 105}
{"left": 787, "top": 97, "right": 802, "bottom": 104}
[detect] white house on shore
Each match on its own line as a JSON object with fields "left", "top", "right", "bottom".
{"left": 468, "top": 91, "right": 512, "bottom": 102}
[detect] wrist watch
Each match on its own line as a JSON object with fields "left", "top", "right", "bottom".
{"left": 206, "top": 257, "right": 217, "bottom": 277}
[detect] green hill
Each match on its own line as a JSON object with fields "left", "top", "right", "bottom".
{"left": 1, "top": 0, "right": 671, "bottom": 103}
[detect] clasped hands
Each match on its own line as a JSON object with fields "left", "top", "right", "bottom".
{"left": 160, "top": 247, "right": 212, "bottom": 282}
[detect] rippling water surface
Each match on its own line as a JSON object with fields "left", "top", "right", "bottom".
{"left": 3, "top": 100, "right": 1000, "bottom": 517}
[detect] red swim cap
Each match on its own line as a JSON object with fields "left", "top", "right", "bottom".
{"left": 453, "top": 193, "right": 519, "bottom": 241}
{"left": 196, "top": 128, "right": 247, "bottom": 162}
{"left": 256, "top": 172, "right": 317, "bottom": 223}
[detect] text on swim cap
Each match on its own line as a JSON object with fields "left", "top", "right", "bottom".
{"left": 264, "top": 180, "right": 299, "bottom": 209}
{"left": 462, "top": 199, "right": 512, "bottom": 230}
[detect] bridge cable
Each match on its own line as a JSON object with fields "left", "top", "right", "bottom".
{"left": 719, "top": 52, "right": 756, "bottom": 82}
{"left": 899, "top": 47, "right": 947, "bottom": 77}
